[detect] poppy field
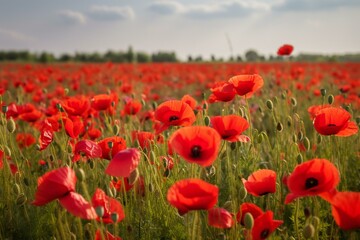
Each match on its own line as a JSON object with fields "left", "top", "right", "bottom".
{"left": 0, "top": 60, "right": 359, "bottom": 240}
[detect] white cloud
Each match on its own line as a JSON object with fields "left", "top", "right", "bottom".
{"left": 274, "top": 0, "right": 360, "bottom": 11}
{"left": 88, "top": 5, "right": 135, "bottom": 21}
{"left": 58, "top": 10, "right": 87, "bottom": 25}
{"left": 148, "top": 0, "right": 271, "bottom": 18}
{"left": 0, "top": 28, "right": 34, "bottom": 42}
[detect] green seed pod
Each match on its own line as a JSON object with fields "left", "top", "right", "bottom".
{"left": 7, "top": 117, "right": 16, "bottom": 133}
{"left": 292, "top": 133, "right": 297, "bottom": 143}
{"left": 244, "top": 213, "right": 254, "bottom": 230}
{"left": 298, "top": 131, "right": 304, "bottom": 141}
{"left": 110, "top": 212, "right": 119, "bottom": 223}
{"left": 303, "top": 224, "right": 315, "bottom": 239}
{"left": 304, "top": 207, "right": 311, "bottom": 219}
{"left": 2, "top": 105, "right": 8, "bottom": 113}
{"left": 13, "top": 183, "right": 21, "bottom": 195}
{"left": 303, "top": 137, "right": 311, "bottom": 151}
{"left": 287, "top": 116, "right": 293, "bottom": 127}
{"left": 281, "top": 91, "right": 287, "bottom": 99}
{"left": 141, "top": 99, "right": 146, "bottom": 107}
{"left": 202, "top": 102, "right": 208, "bottom": 110}
{"left": 4, "top": 145, "right": 11, "bottom": 157}
{"left": 309, "top": 216, "right": 320, "bottom": 229}
{"left": 223, "top": 201, "right": 233, "bottom": 212}
{"left": 16, "top": 193, "right": 27, "bottom": 206}
{"left": 317, "top": 135, "right": 322, "bottom": 144}
{"left": 75, "top": 168, "right": 86, "bottom": 182}
{"left": 290, "top": 97, "right": 297, "bottom": 107}
{"left": 257, "top": 133, "right": 263, "bottom": 144}
{"left": 204, "top": 116, "right": 211, "bottom": 126}
{"left": 23, "top": 177, "right": 30, "bottom": 186}
{"left": 276, "top": 122, "right": 283, "bottom": 132}
{"left": 113, "top": 125, "right": 120, "bottom": 135}
{"left": 164, "top": 168, "right": 171, "bottom": 178}
{"left": 266, "top": 100, "right": 274, "bottom": 110}
{"left": 273, "top": 96, "right": 279, "bottom": 105}
{"left": 128, "top": 168, "right": 139, "bottom": 185}
{"left": 239, "top": 187, "right": 247, "bottom": 200}
{"left": 344, "top": 105, "right": 352, "bottom": 113}
{"left": 355, "top": 116, "right": 360, "bottom": 125}
{"left": 328, "top": 95, "right": 334, "bottom": 105}
{"left": 152, "top": 101, "right": 158, "bottom": 110}
{"left": 320, "top": 88, "right": 327, "bottom": 97}
{"left": 296, "top": 153, "right": 303, "bottom": 164}
{"left": 107, "top": 141, "right": 113, "bottom": 149}
{"left": 95, "top": 206, "right": 104, "bottom": 218}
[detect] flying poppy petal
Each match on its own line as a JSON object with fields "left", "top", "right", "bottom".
{"left": 105, "top": 148, "right": 141, "bottom": 178}
{"left": 59, "top": 192, "right": 97, "bottom": 220}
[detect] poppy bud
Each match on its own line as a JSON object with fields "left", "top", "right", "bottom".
{"left": 296, "top": 153, "right": 303, "bottom": 164}
{"left": 95, "top": 206, "right": 104, "bottom": 218}
{"left": 64, "top": 88, "right": 69, "bottom": 95}
{"left": 110, "top": 212, "right": 119, "bottom": 223}
{"left": 328, "top": 95, "right": 334, "bottom": 105}
{"left": 202, "top": 102, "right": 208, "bottom": 110}
{"left": 292, "top": 133, "right": 297, "bottom": 143}
{"left": 141, "top": 99, "right": 146, "bottom": 106}
{"left": 107, "top": 141, "right": 113, "bottom": 149}
{"left": 287, "top": 116, "right": 292, "bottom": 127}
{"left": 239, "top": 187, "right": 247, "bottom": 200}
{"left": 4, "top": 145, "right": 11, "bottom": 157}
{"left": 113, "top": 125, "right": 120, "bottom": 135}
{"left": 290, "top": 97, "right": 297, "bottom": 107}
{"left": 149, "top": 183, "right": 154, "bottom": 192}
{"left": 317, "top": 135, "right": 322, "bottom": 144}
{"left": 89, "top": 161, "right": 95, "bottom": 169}
{"left": 355, "top": 116, "right": 360, "bottom": 125}
{"left": 303, "top": 207, "right": 311, "bottom": 219}
{"left": 303, "top": 137, "right": 310, "bottom": 151}
{"left": 309, "top": 216, "right": 320, "bottom": 229}
{"left": 13, "top": 183, "right": 21, "bottom": 195}
{"left": 7, "top": 117, "right": 16, "bottom": 133}
{"left": 256, "top": 133, "right": 263, "bottom": 144}
{"left": 206, "top": 166, "right": 216, "bottom": 178}
{"left": 56, "top": 103, "right": 63, "bottom": 111}
{"left": 303, "top": 224, "right": 315, "bottom": 239}
{"left": 244, "top": 213, "right": 254, "bottom": 230}
{"left": 281, "top": 91, "right": 287, "bottom": 99}
{"left": 16, "top": 193, "right": 27, "bottom": 206}
{"left": 2, "top": 105, "right": 8, "bottom": 114}
{"left": 23, "top": 177, "right": 29, "bottom": 186}
{"left": 276, "top": 122, "right": 283, "bottom": 132}
{"left": 266, "top": 100, "right": 273, "bottom": 110}
{"left": 223, "top": 201, "right": 233, "bottom": 212}
{"left": 344, "top": 105, "right": 352, "bottom": 114}
{"left": 320, "top": 88, "right": 327, "bottom": 96}
{"left": 128, "top": 168, "right": 139, "bottom": 185}
{"left": 75, "top": 168, "right": 86, "bottom": 182}
{"left": 152, "top": 101, "right": 158, "bottom": 110}
{"left": 204, "top": 116, "right": 210, "bottom": 126}
{"left": 273, "top": 96, "right": 279, "bottom": 105}
{"left": 239, "top": 107, "right": 245, "bottom": 117}
{"left": 164, "top": 168, "right": 171, "bottom": 177}
{"left": 298, "top": 131, "right": 304, "bottom": 141}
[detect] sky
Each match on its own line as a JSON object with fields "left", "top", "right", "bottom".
{"left": 0, "top": 0, "right": 359, "bottom": 60}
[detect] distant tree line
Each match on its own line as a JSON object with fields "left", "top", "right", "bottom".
{"left": 0, "top": 47, "right": 359, "bottom": 63}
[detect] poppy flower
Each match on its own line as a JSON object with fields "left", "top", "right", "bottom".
{"left": 321, "top": 191, "right": 360, "bottom": 230}
{"left": 74, "top": 140, "right": 102, "bottom": 161}
{"left": 313, "top": 107, "right": 358, "bottom": 137}
{"left": 59, "top": 192, "right": 97, "bottom": 220}
{"left": 122, "top": 99, "right": 142, "bottom": 115}
{"left": 285, "top": 159, "right": 340, "bottom": 204}
{"left": 98, "top": 136, "right": 127, "bottom": 160}
{"left": 307, "top": 104, "right": 331, "bottom": 120}
{"left": 208, "top": 207, "right": 234, "bottom": 229}
{"left": 38, "top": 119, "right": 54, "bottom": 151}
{"left": 209, "top": 81, "right": 236, "bottom": 103}
{"left": 211, "top": 115, "right": 250, "bottom": 142}
{"left": 62, "top": 95, "right": 90, "bottom": 117}
{"left": 64, "top": 116, "right": 85, "bottom": 139}
{"left": 167, "top": 178, "right": 219, "bottom": 215}
{"left": 251, "top": 211, "right": 283, "bottom": 240}
{"left": 16, "top": 133, "right": 36, "bottom": 148}
{"left": 105, "top": 148, "right": 141, "bottom": 178}
{"left": 91, "top": 94, "right": 112, "bottom": 111}
{"left": 91, "top": 188, "right": 125, "bottom": 224}
{"left": 243, "top": 170, "right": 276, "bottom": 197}
{"left": 181, "top": 94, "right": 197, "bottom": 110}
{"left": 237, "top": 203, "right": 263, "bottom": 225}
{"left": 32, "top": 167, "right": 76, "bottom": 206}
{"left": 228, "top": 74, "right": 264, "bottom": 98}
{"left": 277, "top": 44, "right": 294, "bottom": 56}
{"left": 95, "top": 229, "right": 122, "bottom": 240}
{"left": 131, "top": 131, "right": 157, "bottom": 150}
{"left": 169, "top": 126, "right": 221, "bottom": 167}
{"left": 154, "top": 100, "right": 196, "bottom": 134}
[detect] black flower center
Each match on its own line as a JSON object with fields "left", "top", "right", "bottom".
{"left": 191, "top": 145, "right": 201, "bottom": 158}
{"left": 327, "top": 124, "right": 336, "bottom": 127}
{"left": 260, "top": 229, "right": 270, "bottom": 239}
{"left": 169, "top": 116, "right": 179, "bottom": 122}
{"left": 305, "top": 177, "right": 318, "bottom": 189}
{"left": 259, "top": 192, "right": 270, "bottom": 196}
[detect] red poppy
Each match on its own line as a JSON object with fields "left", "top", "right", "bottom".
{"left": 211, "top": 115, "right": 250, "bottom": 142}
{"left": 285, "top": 159, "right": 340, "bottom": 204}
{"left": 74, "top": 140, "right": 102, "bottom": 161}
{"left": 242, "top": 169, "right": 277, "bottom": 197}
{"left": 154, "top": 100, "right": 196, "bottom": 134}
{"left": 209, "top": 81, "right": 236, "bottom": 103}
{"left": 228, "top": 74, "right": 264, "bottom": 98}
{"left": 16, "top": 133, "right": 36, "bottom": 148}
{"left": 98, "top": 136, "right": 127, "bottom": 160}
{"left": 32, "top": 167, "right": 76, "bottom": 206}
{"left": 307, "top": 104, "right": 331, "bottom": 120}
{"left": 87, "top": 127, "right": 102, "bottom": 140}
{"left": 251, "top": 211, "right": 283, "bottom": 240}
{"left": 38, "top": 119, "right": 54, "bottom": 151}
{"left": 91, "top": 188, "right": 125, "bottom": 224}
{"left": 131, "top": 131, "right": 158, "bottom": 150}
{"left": 181, "top": 94, "right": 197, "bottom": 110}
{"left": 123, "top": 99, "right": 142, "bottom": 115}
{"left": 64, "top": 116, "right": 85, "bottom": 139}
{"left": 59, "top": 192, "right": 97, "bottom": 220}
{"left": 95, "top": 229, "right": 122, "bottom": 240}
{"left": 167, "top": 178, "right": 219, "bottom": 215}
{"left": 208, "top": 207, "right": 234, "bottom": 229}
{"left": 169, "top": 126, "right": 221, "bottom": 167}
{"left": 105, "top": 148, "right": 141, "bottom": 178}
{"left": 62, "top": 95, "right": 90, "bottom": 117}
{"left": 91, "top": 94, "right": 112, "bottom": 111}
{"left": 313, "top": 107, "right": 358, "bottom": 137}
{"left": 237, "top": 203, "right": 263, "bottom": 225}
{"left": 277, "top": 44, "right": 294, "bottom": 56}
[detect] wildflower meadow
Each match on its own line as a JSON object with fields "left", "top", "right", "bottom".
{"left": 0, "top": 52, "right": 359, "bottom": 239}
